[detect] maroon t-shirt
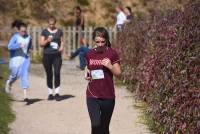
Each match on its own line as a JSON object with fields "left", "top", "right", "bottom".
{"left": 86, "top": 47, "right": 120, "bottom": 99}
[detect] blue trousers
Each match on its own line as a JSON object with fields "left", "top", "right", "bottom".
{"left": 72, "top": 46, "right": 89, "bottom": 69}
{"left": 8, "top": 56, "right": 30, "bottom": 89}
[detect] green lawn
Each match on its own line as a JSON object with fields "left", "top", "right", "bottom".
{"left": 0, "top": 48, "right": 15, "bottom": 134}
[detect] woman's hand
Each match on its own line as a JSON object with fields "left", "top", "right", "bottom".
{"left": 47, "top": 35, "right": 53, "bottom": 42}
{"left": 85, "top": 69, "right": 91, "bottom": 81}
{"left": 102, "top": 58, "right": 121, "bottom": 77}
{"left": 20, "top": 43, "right": 26, "bottom": 48}
{"left": 58, "top": 46, "right": 64, "bottom": 52}
{"left": 102, "top": 58, "right": 113, "bottom": 70}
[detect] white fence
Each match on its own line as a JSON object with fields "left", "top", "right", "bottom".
{"left": 0, "top": 26, "right": 117, "bottom": 58}
{"left": 27, "top": 26, "right": 117, "bottom": 58}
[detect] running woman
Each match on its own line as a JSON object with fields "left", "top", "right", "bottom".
{"left": 5, "top": 22, "right": 32, "bottom": 102}
{"left": 40, "top": 16, "right": 64, "bottom": 101}
{"left": 85, "top": 27, "right": 121, "bottom": 134}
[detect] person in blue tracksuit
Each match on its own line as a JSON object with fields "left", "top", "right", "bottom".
{"left": 5, "top": 22, "right": 32, "bottom": 102}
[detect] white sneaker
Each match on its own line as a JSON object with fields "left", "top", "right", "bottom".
{"left": 5, "top": 80, "right": 11, "bottom": 93}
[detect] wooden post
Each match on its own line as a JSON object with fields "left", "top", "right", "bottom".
{"left": 72, "top": 27, "right": 76, "bottom": 52}
{"left": 67, "top": 27, "right": 71, "bottom": 56}
{"left": 62, "top": 27, "right": 67, "bottom": 59}
{"left": 89, "top": 27, "right": 93, "bottom": 48}
{"left": 37, "top": 27, "right": 42, "bottom": 54}
{"left": 32, "top": 27, "right": 37, "bottom": 56}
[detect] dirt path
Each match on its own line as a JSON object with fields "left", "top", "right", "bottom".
{"left": 9, "top": 60, "right": 152, "bottom": 134}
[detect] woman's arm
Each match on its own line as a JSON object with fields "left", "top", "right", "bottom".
{"left": 8, "top": 34, "right": 20, "bottom": 50}
{"left": 84, "top": 66, "right": 91, "bottom": 80}
{"left": 40, "top": 35, "right": 52, "bottom": 47}
{"left": 58, "top": 36, "right": 64, "bottom": 52}
{"left": 102, "top": 58, "right": 121, "bottom": 77}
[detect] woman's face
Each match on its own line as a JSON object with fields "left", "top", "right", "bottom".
{"left": 95, "top": 36, "right": 106, "bottom": 47}
{"left": 19, "top": 26, "right": 27, "bottom": 36}
{"left": 124, "top": 8, "right": 130, "bottom": 15}
{"left": 48, "top": 20, "right": 56, "bottom": 30}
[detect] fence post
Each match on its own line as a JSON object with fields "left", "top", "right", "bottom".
{"left": 72, "top": 27, "right": 76, "bottom": 52}
{"left": 89, "top": 27, "right": 93, "bottom": 48}
{"left": 61, "top": 27, "right": 66, "bottom": 59}
{"left": 67, "top": 27, "right": 71, "bottom": 56}
{"left": 37, "top": 27, "right": 42, "bottom": 54}
{"left": 32, "top": 27, "right": 37, "bottom": 56}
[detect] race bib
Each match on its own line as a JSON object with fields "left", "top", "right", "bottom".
{"left": 50, "top": 42, "right": 58, "bottom": 49}
{"left": 91, "top": 69, "right": 104, "bottom": 80}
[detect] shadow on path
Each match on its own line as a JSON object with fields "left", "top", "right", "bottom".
{"left": 57, "top": 94, "right": 75, "bottom": 101}
{"left": 10, "top": 98, "right": 43, "bottom": 105}
{"left": 26, "top": 98, "right": 43, "bottom": 105}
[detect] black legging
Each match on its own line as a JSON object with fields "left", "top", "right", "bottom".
{"left": 87, "top": 98, "right": 115, "bottom": 134}
{"left": 42, "top": 53, "right": 62, "bottom": 89}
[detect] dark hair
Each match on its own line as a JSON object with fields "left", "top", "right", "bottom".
{"left": 19, "top": 22, "right": 27, "bottom": 29}
{"left": 11, "top": 19, "right": 23, "bottom": 30}
{"left": 48, "top": 16, "right": 57, "bottom": 23}
{"left": 92, "top": 27, "right": 111, "bottom": 47}
{"left": 75, "top": 6, "right": 82, "bottom": 13}
{"left": 126, "top": 6, "right": 132, "bottom": 14}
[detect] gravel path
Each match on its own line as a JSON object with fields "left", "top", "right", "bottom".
{"left": 9, "top": 59, "right": 152, "bottom": 134}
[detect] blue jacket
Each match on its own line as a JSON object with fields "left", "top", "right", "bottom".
{"left": 8, "top": 33, "right": 32, "bottom": 58}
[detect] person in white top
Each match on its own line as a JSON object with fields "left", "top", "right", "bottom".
{"left": 115, "top": 5, "right": 126, "bottom": 31}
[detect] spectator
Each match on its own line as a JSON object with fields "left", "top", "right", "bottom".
{"left": 74, "top": 6, "right": 85, "bottom": 49}
{"left": 70, "top": 37, "right": 90, "bottom": 70}
{"left": 124, "top": 6, "right": 134, "bottom": 23}
{"left": 74, "top": 6, "right": 85, "bottom": 31}
{"left": 115, "top": 5, "right": 126, "bottom": 31}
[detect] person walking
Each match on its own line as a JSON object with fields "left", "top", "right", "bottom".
{"left": 85, "top": 27, "right": 121, "bottom": 134}
{"left": 5, "top": 22, "right": 32, "bottom": 102}
{"left": 40, "top": 16, "right": 64, "bottom": 101}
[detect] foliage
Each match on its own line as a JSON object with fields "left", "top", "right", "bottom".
{"left": 114, "top": 0, "right": 200, "bottom": 133}
{"left": 0, "top": 49, "right": 15, "bottom": 134}
{"left": 76, "top": 0, "right": 90, "bottom": 6}
{"left": 31, "top": 52, "right": 42, "bottom": 64}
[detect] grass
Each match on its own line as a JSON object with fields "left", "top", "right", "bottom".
{"left": 134, "top": 101, "right": 165, "bottom": 133}
{"left": 114, "top": 78, "right": 126, "bottom": 87}
{"left": 0, "top": 49, "right": 15, "bottom": 134}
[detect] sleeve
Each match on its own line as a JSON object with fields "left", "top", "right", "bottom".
{"left": 7, "top": 34, "right": 20, "bottom": 50}
{"left": 41, "top": 29, "right": 47, "bottom": 37}
{"left": 28, "top": 37, "right": 33, "bottom": 51}
{"left": 59, "top": 29, "right": 63, "bottom": 37}
{"left": 85, "top": 52, "right": 89, "bottom": 67}
{"left": 111, "top": 49, "right": 120, "bottom": 65}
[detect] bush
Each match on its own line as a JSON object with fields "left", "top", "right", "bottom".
{"left": 0, "top": 48, "right": 15, "bottom": 134}
{"left": 31, "top": 52, "right": 42, "bottom": 64}
{"left": 77, "top": 0, "right": 89, "bottom": 6}
{"left": 0, "top": 65, "right": 15, "bottom": 134}
{"left": 114, "top": 0, "right": 200, "bottom": 133}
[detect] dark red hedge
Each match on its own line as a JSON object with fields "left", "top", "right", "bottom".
{"left": 114, "top": 1, "right": 200, "bottom": 133}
